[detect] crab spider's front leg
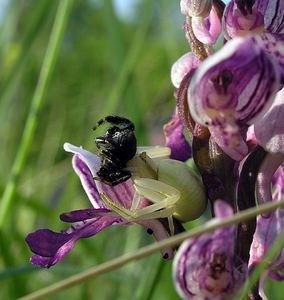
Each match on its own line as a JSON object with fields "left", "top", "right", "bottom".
{"left": 134, "top": 178, "right": 180, "bottom": 235}
{"left": 101, "top": 193, "right": 176, "bottom": 221}
{"left": 100, "top": 178, "right": 180, "bottom": 235}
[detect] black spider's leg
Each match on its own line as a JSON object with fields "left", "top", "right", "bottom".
{"left": 107, "top": 170, "right": 132, "bottom": 185}
{"left": 100, "top": 149, "right": 125, "bottom": 168}
{"left": 95, "top": 135, "right": 119, "bottom": 148}
{"left": 94, "top": 168, "right": 132, "bottom": 186}
{"left": 95, "top": 136, "right": 122, "bottom": 165}
{"left": 93, "top": 115, "right": 135, "bottom": 131}
{"left": 95, "top": 137, "right": 113, "bottom": 150}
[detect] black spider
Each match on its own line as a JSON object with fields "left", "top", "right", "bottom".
{"left": 93, "top": 115, "right": 137, "bottom": 186}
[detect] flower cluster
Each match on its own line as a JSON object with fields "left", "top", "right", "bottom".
{"left": 25, "top": 0, "right": 284, "bottom": 299}
{"left": 169, "top": 0, "right": 284, "bottom": 299}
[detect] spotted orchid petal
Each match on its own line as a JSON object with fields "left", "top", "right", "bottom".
{"left": 191, "top": 5, "right": 221, "bottom": 45}
{"left": 171, "top": 52, "right": 201, "bottom": 89}
{"left": 259, "top": 33, "right": 284, "bottom": 82}
{"left": 26, "top": 210, "right": 120, "bottom": 268}
{"left": 249, "top": 165, "right": 284, "bottom": 299}
{"left": 189, "top": 34, "right": 281, "bottom": 160}
{"left": 163, "top": 109, "right": 192, "bottom": 161}
{"left": 173, "top": 200, "right": 247, "bottom": 300}
{"left": 223, "top": 0, "right": 284, "bottom": 39}
{"left": 180, "top": 0, "right": 212, "bottom": 18}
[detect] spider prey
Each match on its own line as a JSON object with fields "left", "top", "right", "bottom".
{"left": 93, "top": 115, "right": 137, "bottom": 186}
{"left": 94, "top": 115, "right": 207, "bottom": 235}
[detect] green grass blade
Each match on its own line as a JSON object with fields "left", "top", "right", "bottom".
{"left": 0, "top": 0, "right": 74, "bottom": 229}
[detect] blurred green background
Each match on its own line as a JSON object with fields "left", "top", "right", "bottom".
{"left": 0, "top": 0, "right": 186, "bottom": 299}
{"left": 1, "top": 0, "right": 284, "bottom": 299}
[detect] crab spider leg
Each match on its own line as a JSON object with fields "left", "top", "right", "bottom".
{"left": 134, "top": 178, "right": 181, "bottom": 199}
{"left": 134, "top": 178, "right": 180, "bottom": 236}
{"left": 100, "top": 178, "right": 180, "bottom": 235}
{"left": 136, "top": 146, "right": 171, "bottom": 159}
{"left": 130, "top": 191, "right": 141, "bottom": 210}
{"left": 100, "top": 193, "right": 176, "bottom": 221}
{"left": 100, "top": 178, "right": 180, "bottom": 218}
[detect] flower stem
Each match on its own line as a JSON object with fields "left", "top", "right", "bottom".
{"left": 19, "top": 199, "right": 284, "bottom": 300}
{"left": 0, "top": 0, "right": 74, "bottom": 229}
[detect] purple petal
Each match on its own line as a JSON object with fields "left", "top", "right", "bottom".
{"left": 64, "top": 143, "right": 136, "bottom": 209}
{"left": 249, "top": 206, "right": 284, "bottom": 273}
{"left": 272, "top": 165, "right": 284, "bottom": 194}
{"left": 209, "top": 125, "right": 248, "bottom": 161}
{"left": 60, "top": 208, "right": 112, "bottom": 222}
{"left": 26, "top": 214, "right": 120, "bottom": 268}
{"left": 72, "top": 155, "right": 105, "bottom": 208}
{"left": 163, "top": 109, "right": 192, "bottom": 161}
{"left": 171, "top": 52, "right": 201, "bottom": 88}
{"left": 256, "top": 153, "right": 284, "bottom": 207}
{"left": 223, "top": 1, "right": 264, "bottom": 39}
{"left": 173, "top": 201, "right": 247, "bottom": 299}
{"left": 255, "top": 88, "right": 284, "bottom": 153}
{"left": 137, "top": 219, "right": 175, "bottom": 259}
{"left": 255, "top": 33, "right": 284, "bottom": 83}
{"left": 256, "top": 0, "right": 284, "bottom": 34}
{"left": 64, "top": 143, "right": 101, "bottom": 176}
{"left": 249, "top": 162, "right": 284, "bottom": 296}
{"left": 191, "top": 6, "right": 221, "bottom": 45}
{"left": 223, "top": 0, "right": 284, "bottom": 39}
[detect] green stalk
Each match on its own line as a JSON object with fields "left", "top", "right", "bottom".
{"left": 0, "top": 0, "right": 74, "bottom": 228}
{"left": 19, "top": 199, "right": 284, "bottom": 300}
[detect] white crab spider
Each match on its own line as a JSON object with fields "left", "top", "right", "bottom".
{"left": 99, "top": 146, "right": 207, "bottom": 235}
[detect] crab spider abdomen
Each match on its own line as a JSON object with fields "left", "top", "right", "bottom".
{"left": 157, "top": 159, "right": 207, "bottom": 222}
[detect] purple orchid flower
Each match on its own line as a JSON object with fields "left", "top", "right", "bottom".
{"left": 188, "top": 33, "right": 282, "bottom": 160}
{"left": 26, "top": 143, "right": 176, "bottom": 268}
{"left": 173, "top": 200, "right": 247, "bottom": 300}
{"left": 223, "top": 0, "right": 284, "bottom": 39}
{"left": 249, "top": 165, "right": 284, "bottom": 299}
